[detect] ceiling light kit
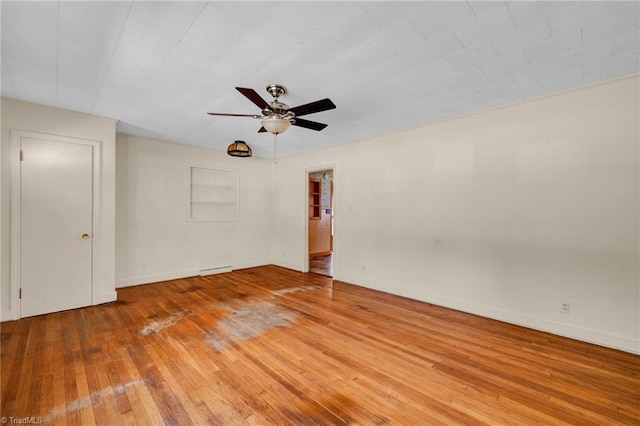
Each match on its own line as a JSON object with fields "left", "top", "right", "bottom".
{"left": 208, "top": 84, "right": 336, "bottom": 137}
{"left": 260, "top": 116, "right": 291, "bottom": 135}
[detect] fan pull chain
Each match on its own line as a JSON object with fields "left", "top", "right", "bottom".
{"left": 273, "top": 133, "right": 278, "bottom": 164}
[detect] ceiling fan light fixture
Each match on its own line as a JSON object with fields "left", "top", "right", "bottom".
{"left": 261, "top": 117, "right": 291, "bottom": 134}
{"left": 227, "top": 140, "right": 252, "bottom": 157}
{"left": 207, "top": 84, "right": 334, "bottom": 134}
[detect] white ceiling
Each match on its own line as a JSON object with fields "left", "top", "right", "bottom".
{"left": 2, "top": 1, "right": 639, "bottom": 158}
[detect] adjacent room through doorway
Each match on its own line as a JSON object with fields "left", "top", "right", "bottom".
{"left": 308, "top": 169, "right": 333, "bottom": 277}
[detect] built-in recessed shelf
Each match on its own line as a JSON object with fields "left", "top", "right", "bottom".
{"left": 309, "top": 179, "right": 321, "bottom": 220}
{"left": 188, "top": 166, "right": 239, "bottom": 222}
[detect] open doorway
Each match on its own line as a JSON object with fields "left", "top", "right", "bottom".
{"left": 307, "top": 169, "right": 333, "bottom": 277}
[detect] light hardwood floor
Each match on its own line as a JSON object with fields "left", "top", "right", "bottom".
{"left": 309, "top": 254, "right": 333, "bottom": 277}
{"left": 1, "top": 266, "right": 639, "bottom": 425}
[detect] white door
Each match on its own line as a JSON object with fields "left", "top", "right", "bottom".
{"left": 20, "top": 136, "right": 93, "bottom": 317}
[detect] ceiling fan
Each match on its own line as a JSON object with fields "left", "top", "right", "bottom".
{"left": 207, "top": 84, "right": 336, "bottom": 134}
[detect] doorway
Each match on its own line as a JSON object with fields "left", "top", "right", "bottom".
{"left": 307, "top": 169, "right": 333, "bottom": 277}
{"left": 12, "top": 131, "right": 98, "bottom": 318}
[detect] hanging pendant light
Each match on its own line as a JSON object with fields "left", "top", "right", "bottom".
{"left": 227, "top": 140, "right": 252, "bottom": 157}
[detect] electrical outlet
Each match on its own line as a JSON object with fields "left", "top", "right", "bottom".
{"left": 561, "top": 302, "right": 570, "bottom": 314}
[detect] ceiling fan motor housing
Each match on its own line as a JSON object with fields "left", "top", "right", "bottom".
{"left": 263, "top": 101, "right": 293, "bottom": 117}
{"left": 264, "top": 85, "right": 294, "bottom": 120}
{"left": 266, "top": 84, "right": 287, "bottom": 100}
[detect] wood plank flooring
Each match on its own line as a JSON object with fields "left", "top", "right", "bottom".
{"left": 1, "top": 265, "right": 639, "bottom": 425}
{"left": 309, "top": 254, "right": 333, "bottom": 277}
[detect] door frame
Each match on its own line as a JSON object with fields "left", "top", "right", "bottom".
{"left": 303, "top": 164, "right": 335, "bottom": 274}
{"left": 11, "top": 129, "right": 102, "bottom": 320}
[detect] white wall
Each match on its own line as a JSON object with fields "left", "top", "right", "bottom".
{"left": 115, "top": 134, "right": 272, "bottom": 287}
{"left": 2, "top": 77, "right": 638, "bottom": 354}
{"left": 272, "top": 75, "right": 640, "bottom": 354}
{"left": 1, "top": 98, "right": 117, "bottom": 320}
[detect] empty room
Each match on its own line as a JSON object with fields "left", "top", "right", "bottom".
{"left": 1, "top": 1, "right": 639, "bottom": 424}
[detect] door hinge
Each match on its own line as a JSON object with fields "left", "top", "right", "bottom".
{"left": 19, "top": 288, "right": 22, "bottom": 299}
{"left": 20, "top": 150, "right": 24, "bottom": 161}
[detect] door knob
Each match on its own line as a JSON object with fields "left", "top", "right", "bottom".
{"left": 82, "top": 233, "right": 90, "bottom": 239}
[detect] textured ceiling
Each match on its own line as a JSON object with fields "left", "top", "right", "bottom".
{"left": 2, "top": 1, "right": 639, "bottom": 158}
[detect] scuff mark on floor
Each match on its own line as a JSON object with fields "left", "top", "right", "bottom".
{"left": 141, "top": 311, "right": 190, "bottom": 335}
{"left": 207, "top": 301, "right": 298, "bottom": 350}
{"left": 45, "top": 379, "right": 145, "bottom": 421}
{"left": 270, "top": 285, "right": 322, "bottom": 296}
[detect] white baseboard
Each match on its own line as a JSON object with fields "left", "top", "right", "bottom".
{"left": 271, "top": 260, "right": 303, "bottom": 272}
{"left": 200, "top": 266, "right": 232, "bottom": 276}
{"left": 1, "top": 293, "right": 119, "bottom": 321}
{"left": 115, "top": 260, "right": 272, "bottom": 288}
{"left": 116, "top": 268, "right": 200, "bottom": 288}
{"left": 0, "top": 308, "right": 14, "bottom": 322}
{"left": 336, "top": 273, "right": 640, "bottom": 355}
{"left": 231, "top": 259, "right": 271, "bottom": 271}
{"left": 95, "top": 290, "right": 118, "bottom": 305}
{"left": 423, "top": 292, "right": 639, "bottom": 355}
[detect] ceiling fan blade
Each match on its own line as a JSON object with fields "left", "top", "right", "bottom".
{"left": 207, "top": 112, "right": 260, "bottom": 117}
{"left": 236, "top": 87, "right": 269, "bottom": 110}
{"left": 292, "top": 118, "right": 328, "bottom": 131}
{"left": 289, "top": 98, "right": 336, "bottom": 117}
{"left": 258, "top": 126, "right": 267, "bottom": 133}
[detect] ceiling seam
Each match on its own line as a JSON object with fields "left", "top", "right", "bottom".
{"left": 0, "top": 2, "right": 18, "bottom": 98}
{"left": 355, "top": 2, "right": 373, "bottom": 21}
{"left": 2, "top": 59, "right": 19, "bottom": 99}
{"left": 544, "top": 16, "right": 552, "bottom": 39}
{"left": 236, "top": 2, "right": 288, "bottom": 84}
{"left": 504, "top": 2, "right": 518, "bottom": 29}
{"left": 118, "top": 3, "right": 209, "bottom": 120}
{"left": 466, "top": 1, "right": 479, "bottom": 18}
{"left": 88, "top": 1, "right": 134, "bottom": 115}
{"left": 55, "top": 1, "right": 60, "bottom": 106}
{"left": 405, "top": 15, "right": 428, "bottom": 42}
{"left": 451, "top": 30, "right": 467, "bottom": 51}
